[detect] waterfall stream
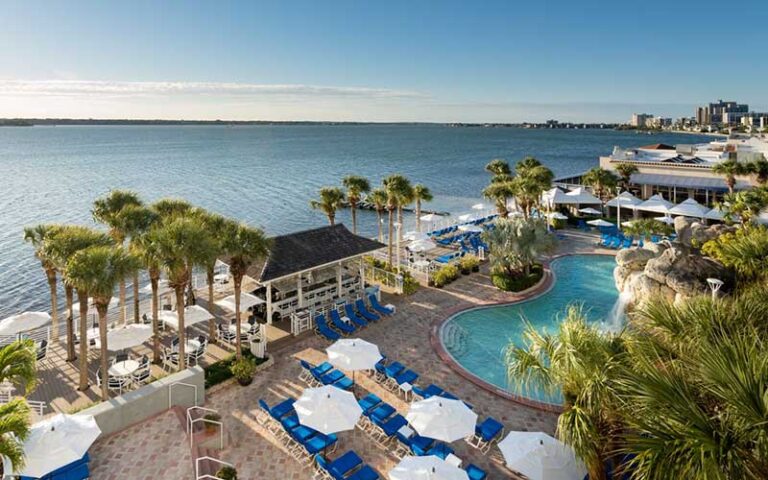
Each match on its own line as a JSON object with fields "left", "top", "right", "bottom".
{"left": 603, "top": 291, "right": 631, "bottom": 332}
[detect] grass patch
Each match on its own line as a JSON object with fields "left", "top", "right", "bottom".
{"left": 204, "top": 350, "right": 268, "bottom": 389}
{"left": 491, "top": 264, "right": 544, "bottom": 292}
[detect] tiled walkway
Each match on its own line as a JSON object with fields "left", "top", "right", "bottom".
{"left": 88, "top": 231, "right": 613, "bottom": 479}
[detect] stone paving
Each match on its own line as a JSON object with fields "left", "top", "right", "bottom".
{"left": 87, "top": 230, "right": 614, "bottom": 479}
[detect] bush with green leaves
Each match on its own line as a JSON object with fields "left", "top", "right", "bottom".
{"left": 230, "top": 357, "right": 256, "bottom": 383}
{"left": 216, "top": 466, "right": 238, "bottom": 480}
{"left": 432, "top": 264, "right": 459, "bottom": 287}
{"left": 459, "top": 254, "right": 480, "bottom": 272}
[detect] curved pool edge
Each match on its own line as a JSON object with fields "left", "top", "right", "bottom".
{"left": 429, "top": 252, "right": 617, "bottom": 413}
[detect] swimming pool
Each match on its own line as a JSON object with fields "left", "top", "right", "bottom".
{"left": 439, "top": 254, "right": 619, "bottom": 406}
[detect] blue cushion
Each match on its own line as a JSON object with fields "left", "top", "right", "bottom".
{"left": 348, "top": 465, "right": 379, "bottom": 480}
{"left": 477, "top": 417, "right": 504, "bottom": 441}
{"left": 271, "top": 398, "right": 295, "bottom": 418}
{"left": 359, "top": 394, "right": 382, "bottom": 414}
{"left": 466, "top": 464, "right": 487, "bottom": 480}
{"left": 370, "top": 404, "right": 395, "bottom": 422}
{"left": 328, "top": 450, "right": 362, "bottom": 477}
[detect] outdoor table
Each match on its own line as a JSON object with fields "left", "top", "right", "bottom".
{"left": 414, "top": 260, "right": 431, "bottom": 268}
{"left": 445, "top": 453, "right": 463, "bottom": 468}
{"left": 108, "top": 359, "right": 140, "bottom": 377}
{"left": 399, "top": 382, "right": 413, "bottom": 402}
{"left": 214, "top": 273, "right": 229, "bottom": 283}
{"left": 172, "top": 338, "right": 201, "bottom": 352}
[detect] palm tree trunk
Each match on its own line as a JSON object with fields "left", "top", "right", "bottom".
{"left": 387, "top": 209, "right": 394, "bottom": 265}
{"left": 76, "top": 291, "right": 90, "bottom": 391}
{"left": 65, "top": 285, "right": 75, "bottom": 362}
{"left": 397, "top": 207, "right": 404, "bottom": 242}
{"left": 46, "top": 270, "right": 58, "bottom": 340}
{"left": 151, "top": 274, "right": 160, "bottom": 365}
{"left": 119, "top": 280, "right": 126, "bottom": 324}
{"left": 132, "top": 271, "right": 140, "bottom": 323}
{"left": 234, "top": 276, "right": 243, "bottom": 359}
{"left": 351, "top": 202, "right": 358, "bottom": 234}
{"left": 176, "top": 286, "right": 186, "bottom": 370}
{"left": 328, "top": 213, "right": 335, "bottom": 226}
{"left": 376, "top": 210, "right": 383, "bottom": 242}
{"left": 97, "top": 306, "right": 109, "bottom": 400}
{"left": 415, "top": 199, "right": 421, "bottom": 232}
{"left": 207, "top": 268, "right": 216, "bottom": 343}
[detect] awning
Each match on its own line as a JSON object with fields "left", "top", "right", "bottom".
{"left": 628, "top": 173, "right": 751, "bottom": 191}
{"left": 605, "top": 191, "right": 642, "bottom": 208}
{"left": 564, "top": 187, "right": 602, "bottom": 205}
{"left": 634, "top": 194, "right": 673, "bottom": 214}
{"left": 669, "top": 198, "right": 709, "bottom": 218}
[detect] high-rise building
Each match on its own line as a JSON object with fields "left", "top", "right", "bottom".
{"left": 695, "top": 107, "right": 710, "bottom": 126}
{"left": 707, "top": 100, "right": 749, "bottom": 125}
{"left": 630, "top": 113, "right": 651, "bottom": 127}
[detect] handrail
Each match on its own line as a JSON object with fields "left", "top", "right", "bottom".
{"left": 196, "top": 456, "right": 233, "bottom": 480}
{"left": 187, "top": 406, "right": 224, "bottom": 449}
{"left": 168, "top": 381, "right": 198, "bottom": 408}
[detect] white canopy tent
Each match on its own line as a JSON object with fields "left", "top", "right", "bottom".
{"left": 654, "top": 215, "right": 676, "bottom": 225}
{"left": 7, "top": 414, "right": 101, "bottom": 478}
{"left": 578, "top": 207, "right": 602, "bottom": 215}
{"left": 215, "top": 293, "right": 265, "bottom": 313}
{"left": 587, "top": 219, "right": 614, "bottom": 227}
{"left": 390, "top": 456, "right": 469, "bottom": 480}
{"left": 542, "top": 187, "right": 570, "bottom": 206}
{"left": 634, "top": 194, "right": 673, "bottom": 214}
{"left": 93, "top": 324, "right": 153, "bottom": 351}
{"left": 498, "top": 431, "right": 586, "bottom": 480}
{"left": 0, "top": 312, "right": 51, "bottom": 336}
{"left": 605, "top": 191, "right": 642, "bottom": 208}
{"left": 564, "top": 187, "right": 602, "bottom": 205}
{"left": 158, "top": 305, "right": 214, "bottom": 330}
{"left": 548, "top": 212, "right": 568, "bottom": 220}
{"left": 669, "top": 198, "right": 709, "bottom": 219}
{"left": 705, "top": 207, "right": 728, "bottom": 221}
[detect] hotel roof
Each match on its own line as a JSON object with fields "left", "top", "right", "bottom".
{"left": 638, "top": 143, "right": 675, "bottom": 150}
{"left": 629, "top": 172, "right": 751, "bottom": 191}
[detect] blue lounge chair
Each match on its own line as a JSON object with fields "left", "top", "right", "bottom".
{"left": 315, "top": 314, "right": 341, "bottom": 341}
{"left": 326, "top": 451, "right": 363, "bottom": 479}
{"left": 369, "top": 403, "right": 396, "bottom": 423}
{"left": 383, "top": 362, "right": 405, "bottom": 383}
{"left": 270, "top": 398, "right": 296, "bottom": 419}
{"left": 329, "top": 310, "right": 356, "bottom": 334}
{"left": 344, "top": 303, "right": 369, "bottom": 327}
{"left": 394, "top": 369, "right": 418, "bottom": 386}
{"left": 466, "top": 464, "right": 487, "bottom": 480}
{"left": 347, "top": 465, "right": 379, "bottom": 480}
{"left": 301, "top": 432, "right": 338, "bottom": 455}
{"left": 333, "top": 306, "right": 367, "bottom": 329}
{"left": 469, "top": 417, "right": 504, "bottom": 452}
{"left": 368, "top": 294, "right": 394, "bottom": 316}
{"left": 375, "top": 413, "right": 407, "bottom": 437}
{"left": 409, "top": 435, "right": 435, "bottom": 455}
{"left": 427, "top": 442, "right": 454, "bottom": 460}
{"left": 355, "top": 299, "right": 380, "bottom": 322}
{"left": 413, "top": 384, "right": 444, "bottom": 399}
{"left": 358, "top": 393, "right": 382, "bottom": 414}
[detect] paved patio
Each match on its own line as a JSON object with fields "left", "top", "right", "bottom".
{"left": 86, "top": 230, "right": 614, "bottom": 479}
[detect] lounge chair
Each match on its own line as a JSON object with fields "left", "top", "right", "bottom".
{"left": 314, "top": 314, "right": 341, "bottom": 341}
{"left": 368, "top": 295, "right": 395, "bottom": 316}
{"left": 320, "top": 369, "right": 354, "bottom": 390}
{"left": 466, "top": 464, "right": 487, "bottom": 480}
{"left": 467, "top": 417, "right": 504, "bottom": 453}
{"left": 332, "top": 307, "right": 366, "bottom": 329}
{"left": 412, "top": 384, "right": 444, "bottom": 400}
{"left": 328, "top": 310, "right": 356, "bottom": 335}
{"left": 382, "top": 361, "right": 405, "bottom": 384}
{"left": 355, "top": 299, "right": 380, "bottom": 322}
{"left": 358, "top": 393, "right": 382, "bottom": 415}
{"left": 344, "top": 303, "right": 369, "bottom": 328}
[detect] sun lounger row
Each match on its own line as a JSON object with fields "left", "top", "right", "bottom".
{"left": 315, "top": 450, "right": 380, "bottom": 480}
{"left": 314, "top": 295, "right": 395, "bottom": 341}
{"left": 427, "top": 215, "right": 497, "bottom": 238}
{"left": 299, "top": 360, "right": 354, "bottom": 390}
{"left": 258, "top": 397, "right": 339, "bottom": 465}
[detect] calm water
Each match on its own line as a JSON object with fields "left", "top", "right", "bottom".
{"left": 440, "top": 255, "right": 619, "bottom": 405}
{"left": 0, "top": 125, "right": 707, "bottom": 317}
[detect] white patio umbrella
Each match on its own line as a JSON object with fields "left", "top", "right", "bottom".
{"left": 548, "top": 212, "right": 568, "bottom": 220}
{"left": 578, "top": 207, "right": 602, "bottom": 215}
{"left": 458, "top": 224, "right": 483, "bottom": 233}
{"left": 634, "top": 194, "right": 673, "bottom": 214}
{"left": 390, "top": 456, "right": 469, "bottom": 480}
{"left": 158, "top": 305, "right": 214, "bottom": 330}
{"left": 326, "top": 338, "right": 382, "bottom": 373}
{"left": 295, "top": 385, "right": 363, "bottom": 435}
{"left": 586, "top": 219, "right": 614, "bottom": 227}
{"left": 669, "top": 198, "right": 709, "bottom": 219}
{"left": 498, "top": 431, "right": 586, "bottom": 480}
{"left": 410, "top": 239, "right": 437, "bottom": 252}
{"left": 9, "top": 414, "right": 101, "bottom": 478}
{"left": 215, "top": 292, "right": 265, "bottom": 313}
{"left": 654, "top": 215, "right": 676, "bottom": 225}
{"left": 605, "top": 191, "right": 642, "bottom": 208}
{"left": 471, "top": 203, "right": 485, "bottom": 210}
{"left": 420, "top": 213, "right": 438, "bottom": 222}
{"left": 92, "top": 324, "right": 153, "bottom": 351}
{"left": 405, "top": 231, "right": 430, "bottom": 242}
{"left": 564, "top": 188, "right": 602, "bottom": 205}
{"left": 0, "top": 312, "right": 51, "bottom": 336}
{"left": 406, "top": 396, "right": 478, "bottom": 443}
{"left": 457, "top": 213, "right": 473, "bottom": 222}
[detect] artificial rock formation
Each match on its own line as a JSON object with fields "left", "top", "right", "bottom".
{"left": 614, "top": 217, "right": 734, "bottom": 309}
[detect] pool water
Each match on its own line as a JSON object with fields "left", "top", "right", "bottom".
{"left": 440, "top": 254, "right": 619, "bottom": 406}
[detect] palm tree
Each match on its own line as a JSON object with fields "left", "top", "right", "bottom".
{"left": 66, "top": 246, "right": 140, "bottom": 399}
{"left": 482, "top": 181, "right": 516, "bottom": 217}
{"left": 482, "top": 217, "right": 556, "bottom": 277}
{"left": 507, "top": 307, "right": 628, "bottom": 480}
{"left": 342, "top": 175, "right": 370, "bottom": 234}
{"left": 131, "top": 232, "right": 164, "bottom": 364}
{"left": 513, "top": 157, "right": 553, "bottom": 218}
{"left": 382, "top": 174, "right": 412, "bottom": 266}
{"left": 582, "top": 167, "right": 618, "bottom": 200}
{"left": 367, "top": 188, "right": 387, "bottom": 242}
{"left": 0, "top": 340, "right": 38, "bottom": 475}
{"left": 151, "top": 198, "right": 193, "bottom": 218}
{"left": 485, "top": 158, "right": 512, "bottom": 182}
{"left": 749, "top": 157, "right": 768, "bottom": 185}
{"left": 220, "top": 221, "right": 270, "bottom": 358}
{"left": 193, "top": 209, "right": 229, "bottom": 342}
{"left": 712, "top": 159, "right": 750, "bottom": 194}
{"left": 92, "top": 190, "right": 143, "bottom": 324}
{"left": 310, "top": 187, "right": 346, "bottom": 226}
{"left": 119, "top": 205, "right": 159, "bottom": 324}
{"left": 396, "top": 180, "right": 414, "bottom": 243}
{"left": 412, "top": 184, "right": 433, "bottom": 233}
{"left": 47, "top": 227, "right": 113, "bottom": 366}
{"left": 614, "top": 162, "right": 638, "bottom": 189}
{"left": 22, "top": 224, "right": 62, "bottom": 339}
{"left": 701, "top": 224, "right": 768, "bottom": 282}
{"left": 147, "top": 217, "right": 215, "bottom": 370}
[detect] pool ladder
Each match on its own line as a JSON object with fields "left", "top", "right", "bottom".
{"left": 442, "top": 322, "right": 470, "bottom": 357}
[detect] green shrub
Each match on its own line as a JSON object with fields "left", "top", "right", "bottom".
{"left": 459, "top": 254, "right": 480, "bottom": 272}
{"left": 432, "top": 264, "right": 459, "bottom": 287}
{"left": 216, "top": 466, "right": 238, "bottom": 480}
{"left": 205, "top": 350, "right": 266, "bottom": 388}
{"left": 230, "top": 357, "right": 256, "bottom": 384}
{"left": 491, "top": 263, "right": 543, "bottom": 292}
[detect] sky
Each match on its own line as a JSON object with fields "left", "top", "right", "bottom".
{"left": 1, "top": 0, "right": 767, "bottom": 123}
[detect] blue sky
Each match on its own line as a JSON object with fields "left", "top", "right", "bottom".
{"left": 1, "top": 0, "right": 766, "bottom": 122}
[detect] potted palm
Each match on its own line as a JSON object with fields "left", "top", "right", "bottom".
{"left": 216, "top": 466, "right": 238, "bottom": 480}
{"left": 230, "top": 357, "right": 256, "bottom": 386}
{"left": 203, "top": 412, "right": 221, "bottom": 434}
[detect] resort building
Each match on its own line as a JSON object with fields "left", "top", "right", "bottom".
{"left": 555, "top": 135, "right": 768, "bottom": 207}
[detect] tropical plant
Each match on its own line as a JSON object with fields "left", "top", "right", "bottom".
{"left": 147, "top": 217, "right": 216, "bottom": 370}
{"left": 718, "top": 188, "right": 768, "bottom": 225}
{"left": 131, "top": 231, "right": 164, "bottom": 363}
{"left": 220, "top": 221, "right": 269, "bottom": 358}
{"left": 47, "top": 226, "right": 113, "bottom": 383}
{"left": 0, "top": 340, "right": 38, "bottom": 473}
{"left": 702, "top": 225, "right": 768, "bottom": 282}
{"left": 749, "top": 157, "right": 768, "bottom": 185}
{"left": 367, "top": 188, "right": 388, "bottom": 242}
{"left": 712, "top": 159, "right": 751, "bottom": 194}
{"left": 151, "top": 198, "right": 193, "bottom": 219}
{"left": 22, "top": 224, "right": 62, "bottom": 340}
{"left": 382, "top": 174, "right": 412, "bottom": 265}
{"left": 507, "top": 307, "right": 628, "bottom": 480}
{"left": 432, "top": 264, "right": 459, "bottom": 288}
{"left": 310, "top": 186, "right": 345, "bottom": 226}
{"left": 230, "top": 357, "right": 256, "bottom": 385}
{"left": 614, "top": 162, "right": 638, "bottom": 189}
{"left": 482, "top": 217, "right": 556, "bottom": 277}
{"left": 192, "top": 209, "right": 229, "bottom": 342}
{"left": 216, "top": 465, "right": 238, "bottom": 480}
{"left": 483, "top": 158, "right": 515, "bottom": 216}
{"left": 92, "top": 190, "right": 143, "bottom": 324}
{"left": 412, "top": 184, "right": 433, "bottom": 233}
{"left": 66, "top": 246, "right": 140, "bottom": 399}
{"left": 485, "top": 158, "right": 513, "bottom": 182}
{"left": 342, "top": 175, "right": 370, "bottom": 234}
{"left": 119, "top": 205, "right": 158, "bottom": 324}
{"left": 622, "top": 218, "right": 673, "bottom": 240}
{"left": 582, "top": 167, "right": 618, "bottom": 200}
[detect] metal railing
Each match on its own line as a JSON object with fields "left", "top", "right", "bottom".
{"left": 168, "top": 381, "right": 198, "bottom": 409}
{"left": 196, "top": 456, "right": 233, "bottom": 480}
{"left": 362, "top": 263, "right": 403, "bottom": 294}
{"left": 187, "top": 406, "right": 225, "bottom": 450}
{"left": 0, "top": 392, "right": 47, "bottom": 418}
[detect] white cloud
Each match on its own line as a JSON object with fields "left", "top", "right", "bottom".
{"left": 0, "top": 79, "right": 425, "bottom": 100}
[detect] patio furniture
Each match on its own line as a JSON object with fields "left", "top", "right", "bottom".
{"left": 96, "top": 369, "right": 130, "bottom": 395}
{"left": 315, "top": 314, "right": 342, "bottom": 341}
{"left": 108, "top": 359, "right": 140, "bottom": 377}
{"left": 343, "top": 304, "right": 368, "bottom": 328}
{"left": 465, "top": 464, "right": 487, "bottom": 480}
{"left": 412, "top": 384, "right": 444, "bottom": 400}
{"left": 467, "top": 417, "right": 504, "bottom": 453}
{"left": 161, "top": 347, "right": 180, "bottom": 372}
{"left": 357, "top": 393, "right": 382, "bottom": 415}
{"left": 35, "top": 340, "right": 48, "bottom": 362}
{"left": 329, "top": 311, "right": 356, "bottom": 335}
{"left": 332, "top": 307, "right": 366, "bottom": 329}
{"left": 217, "top": 323, "right": 237, "bottom": 344}
{"left": 354, "top": 299, "right": 380, "bottom": 322}
{"left": 368, "top": 295, "right": 395, "bottom": 316}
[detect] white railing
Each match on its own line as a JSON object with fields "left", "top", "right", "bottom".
{"left": 0, "top": 393, "right": 47, "bottom": 418}
{"left": 196, "top": 456, "right": 233, "bottom": 480}
{"left": 362, "top": 264, "right": 403, "bottom": 294}
{"left": 272, "top": 277, "right": 360, "bottom": 321}
{"left": 168, "top": 381, "right": 198, "bottom": 409}
{"left": 187, "top": 406, "right": 224, "bottom": 450}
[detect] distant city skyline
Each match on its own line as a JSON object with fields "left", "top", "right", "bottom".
{"left": 2, "top": 0, "right": 767, "bottom": 122}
